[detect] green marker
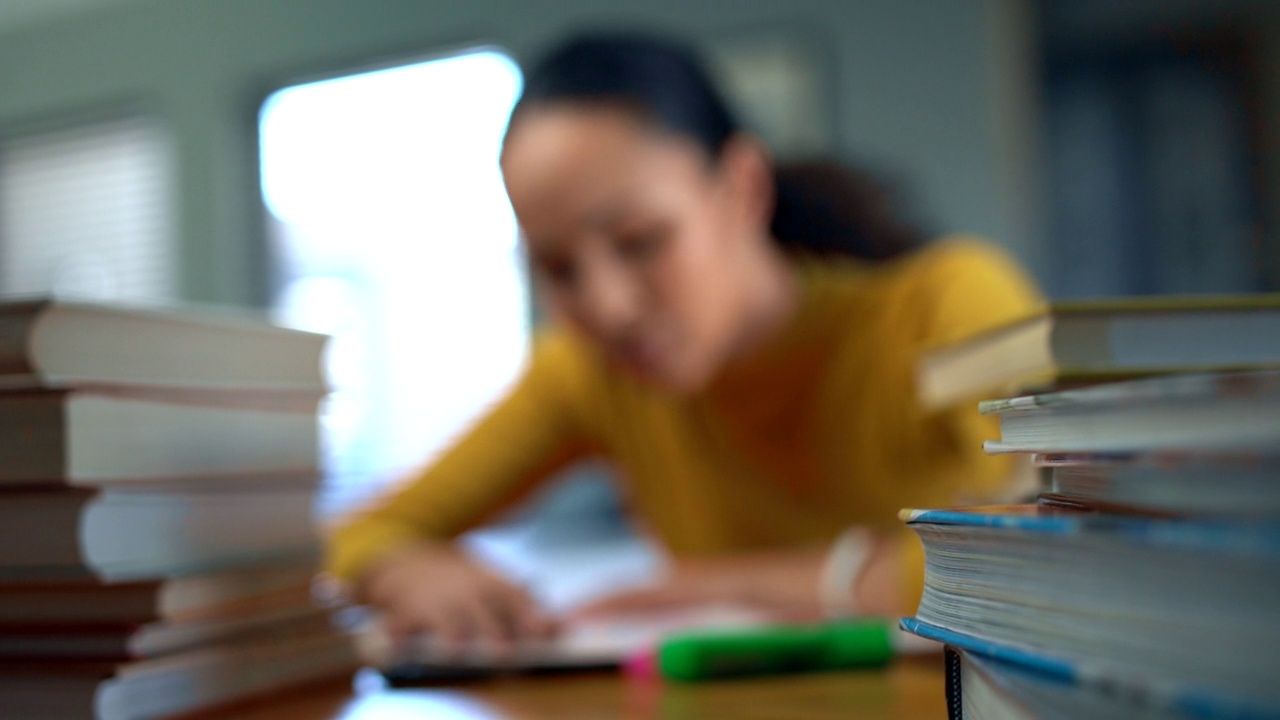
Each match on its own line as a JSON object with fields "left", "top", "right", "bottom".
{"left": 625, "top": 619, "right": 896, "bottom": 682}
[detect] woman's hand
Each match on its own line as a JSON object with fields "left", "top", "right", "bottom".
{"left": 359, "top": 541, "right": 556, "bottom": 650}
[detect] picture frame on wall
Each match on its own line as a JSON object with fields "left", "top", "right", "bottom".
{"left": 703, "top": 27, "right": 835, "bottom": 159}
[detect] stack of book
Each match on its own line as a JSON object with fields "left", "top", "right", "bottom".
{"left": 0, "top": 299, "right": 357, "bottom": 720}
{"left": 904, "top": 297, "right": 1280, "bottom": 719}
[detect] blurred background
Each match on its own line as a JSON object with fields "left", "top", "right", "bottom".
{"left": 1, "top": 0, "right": 1277, "bottom": 547}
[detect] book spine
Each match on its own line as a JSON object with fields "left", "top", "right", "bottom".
{"left": 1035, "top": 492, "right": 1180, "bottom": 518}
{"left": 945, "top": 645, "right": 965, "bottom": 720}
{"left": 978, "top": 395, "right": 1042, "bottom": 414}
{"left": 0, "top": 308, "right": 40, "bottom": 376}
{"left": 0, "top": 393, "right": 68, "bottom": 481}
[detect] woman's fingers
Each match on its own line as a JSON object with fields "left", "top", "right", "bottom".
{"left": 501, "top": 584, "right": 558, "bottom": 640}
{"left": 422, "top": 579, "right": 553, "bottom": 654}
{"left": 516, "top": 601, "right": 559, "bottom": 640}
{"left": 358, "top": 542, "right": 564, "bottom": 653}
{"left": 470, "top": 588, "right": 519, "bottom": 651}
{"left": 381, "top": 606, "right": 420, "bottom": 642}
{"left": 474, "top": 579, "right": 561, "bottom": 648}
{"left": 433, "top": 604, "right": 478, "bottom": 655}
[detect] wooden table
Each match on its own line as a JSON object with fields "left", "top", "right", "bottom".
{"left": 207, "top": 657, "right": 946, "bottom": 720}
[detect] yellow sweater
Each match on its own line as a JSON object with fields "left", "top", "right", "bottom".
{"left": 326, "top": 239, "right": 1042, "bottom": 608}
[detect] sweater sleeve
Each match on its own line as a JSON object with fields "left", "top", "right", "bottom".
{"left": 324, "top": 329, "right": 601, "bottom": 584}
{"left": 912, "top": 239, "right": 1044, "bottom": 498}
{"left": 893, "top": 239, "right": 1045, "bottom": 612}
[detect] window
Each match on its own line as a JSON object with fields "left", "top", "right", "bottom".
{"left": 259, "top": 49, "right": 527, "bottom": 516}
{"left": 0, "top": 117, "right": 175, "bottom": 303}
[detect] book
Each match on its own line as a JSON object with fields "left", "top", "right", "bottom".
{"left": 0, "top": 481, "right": 319, "bottom": 581}
{"left": 930, "top": 638, "right": 1279, "bottom": 719}
{"left": 916, "top": 294, "right": 1280, "bottom": 410}
{"left": 0, "top": 390, "right": 320, "bottom": 484}
{"left": 1033, "top": 491, "right": 1179, "bottom": 518}
{"left": 0, "top": 562, "right": 316, "bottom": 625}
{"left": 978, "top": 370, "right": 1280, "bottom": 454}
{"left": 0, "top": 605, "right": 330, "bottom": 661}
{"left": 0, "top": 620, "right": 356, "bottom": 720}
{"left": 0, "top": 298, "right": 328, "bottom": 393}
{"left": 900, "top": 505, "right": 1280, "bottom": 706}
{"left": 1036, "top": 452, "right": 1280, "bottom": 517}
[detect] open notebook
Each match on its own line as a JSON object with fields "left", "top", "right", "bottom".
{"left": 347, "top": 528, "right": 774, "bottom": 677}
{"left": 352, "top": 603, "right": 773, "bottom": 678}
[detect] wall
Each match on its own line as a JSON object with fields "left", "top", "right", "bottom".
{"left": 1041, "top": 0, "right": 1280, "bottom": 292}
{"left": 0, "top": 0, "right": 1045, "bottom": 305}
{"left": 1259, "top": 19, "right": 1280, "bottom": 289}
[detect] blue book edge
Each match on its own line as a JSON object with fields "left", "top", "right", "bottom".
{"left": 900, "top": 617, "right": 1280, "bottom": 719}
{"left": 900, "top": 507, "right": 1280, "bottom": 558}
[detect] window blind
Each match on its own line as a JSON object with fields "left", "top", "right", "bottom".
{"left": 0, "top": 117, "right": 175, "bottom": 303}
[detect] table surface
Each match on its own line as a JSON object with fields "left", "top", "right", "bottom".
{"left": 199, "top": 657, "right": 947, "bottom": 720}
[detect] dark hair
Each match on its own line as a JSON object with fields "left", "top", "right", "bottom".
{"left": 772, "top": 159, "right": 926, "bottom": 261}
{"left": 512, "top": 32, "right": 737, "bottom": 158}
{"left": 510, "top": 31, "right": 923, "bottom": 261}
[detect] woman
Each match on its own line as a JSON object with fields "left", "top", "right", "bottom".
{"left": 326, "top": 32, "right": 1041, "bottom": 647}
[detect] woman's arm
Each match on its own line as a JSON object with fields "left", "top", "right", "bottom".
{"left": 891, "top": 239, "right": 1045, "bottom": 607}
{"left": 324, "top": 330, "right": 601, "bottom": 645}
{"left": 910, "top": 239, "right": 1046, "bottom": 501}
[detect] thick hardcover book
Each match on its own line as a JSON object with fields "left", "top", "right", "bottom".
{"left": 1035, "top": 452, "right": 1280, "bottom": 517}
{"left": 901, "top": 506, "right": 1280, "bottom": 706}
{"left": 912, "top": 625, "right": 1280, "bottom": 719}
{"left": 0, "top": 622, "right": 356, "bottom": 720}
{"left": 0, "top": 561, "right": 316, "bottom": 625}
{"left": 0, "top": 481, "right": 319, "bottom": 581}
{"left": 978, "top": 370, "right": 1280, "bottom": 454}
{"left": 0, "top": 298, "right": 328, "bottom": 393}
{"left": 0, "top": 390, "right": 320, "bottom": 485}
{"left": 0, "top": 605, "right": 330, "bottom": 661}
{"left": 917, "top": 294, "right": 1280, "bottom": 409}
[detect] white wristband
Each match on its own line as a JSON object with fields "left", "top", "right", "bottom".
{"left": 819, "top": 527, "right": 873, "bottom": 618}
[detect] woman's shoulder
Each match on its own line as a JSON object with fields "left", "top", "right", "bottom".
{"left": 896, "top": 235, "right": 1031, "bottom": 285}
{"left": 803, "top": 236, "right": 1031, "bottom": 304}
{"left": 804, "top": 235, "right": 1043, "bottom": 350}
{"left": 889, "top": 235, "right": 1044, "bottom": 344}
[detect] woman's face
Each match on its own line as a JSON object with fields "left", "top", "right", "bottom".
{"left": 501, "top": 105, "right": 771, "bottom": 393}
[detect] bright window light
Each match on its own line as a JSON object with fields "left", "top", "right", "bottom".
{"left": 259, "top": 49, "right": 527, "bottom": 516}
